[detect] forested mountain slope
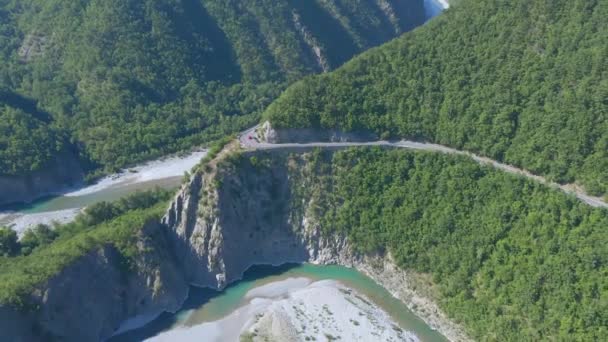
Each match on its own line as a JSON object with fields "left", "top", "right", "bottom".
{"left": 266, "top": 0, "right": 608, "bottom": 196}
{"left": 0, "top": 0, "right": 426, "bottom": 178}
{"left": 0, "top": 93, "right": 65, "bottom": 174}
{"left": 2, "top": 146, "right": 606, "bottom": 341}
{"left": 245, "top": 148, "right": 608, "bottom": 341}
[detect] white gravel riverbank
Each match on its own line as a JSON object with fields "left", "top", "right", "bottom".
{"left": 0, "top": 209, "right": 81, "bottom": 236}
{"left": 65, "top": 150, "right": 207, "bottom": 197}
{"left": 0, "top": 150, "right": 207, "bottom": 235}
{"left": 147, "top": 278, "right": 418, "bottom": 342}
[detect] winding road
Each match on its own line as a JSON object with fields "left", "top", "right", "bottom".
{"left": 239, "top": 126, "right": 608, "bottom": 209}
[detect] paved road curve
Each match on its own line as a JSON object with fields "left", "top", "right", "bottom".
{"left": 239, "top": 126, "right": 608, "bottom": 209}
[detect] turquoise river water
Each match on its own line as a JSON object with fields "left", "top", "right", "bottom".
{"left": 111, "top": 264, "right": 447, "bottom": 342}
{"left": 6, "top": 177, "right": 180, "bottom": 214}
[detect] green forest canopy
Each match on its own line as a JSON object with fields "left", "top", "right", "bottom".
{"left": 0, "top": 0, "right": 426, "bottom": 176}
{"left": 236, "top": 148, "right": 608, "bottom": 341}
{"left": 265, "top": 0, "right": 608, "bottom": 196}
{"left": 0, "top": 103, "right": 64, "bottom": 174}
{"left": 1, "top": 144, "right": 606, "bottom": 340}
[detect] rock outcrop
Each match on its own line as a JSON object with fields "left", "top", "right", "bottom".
{"left": 258, "top": 120, "right": 378, "bottom": 144}
{"left": 0, "top": 146, "right": 468, "bottom": 342}
{"left": 18, "top": 34, "right": 49, "bottom": 62}
{"left": 160, "top": 148, "right": 469, "bottom": 341}
{"left": 292, "top": 9, "right": 330, "bottom": 72}
{"left": 0, "top": 151, "right": 84, "bottom": 207}
{"left": 0, "top": 220, "right": 189, "bottom": 342}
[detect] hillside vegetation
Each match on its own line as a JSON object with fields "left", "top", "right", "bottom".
{"left": 237, "top": 148, "right": 608, "bottom": 340}
{"left": 1, "top": 144, "right": 606, "bottom": 339}
{"left": 0, "top": 188, "right": 171, "bottom": 307}
{"left": 0, "top": 101, "right": 65, "bottom": 174}
{"left": 0, "top": 0, "right": 425, "bottom": 177}
{"left": 266, "top": 0, "right": 608, "bottom": 196}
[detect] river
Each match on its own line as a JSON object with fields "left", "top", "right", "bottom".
{"left": 0, "top": 0, "right": 452, "bottom": 235}
{"left": 0, "top": 150, "right": 207, "bottom": 234}
{"left": 6, "top": 5, "right": 451, "bottom": 340}
{"left": 110, "top": 264, "right": 447, "bottom": 342}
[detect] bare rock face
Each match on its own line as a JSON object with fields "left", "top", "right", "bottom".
{"left": 292, "top": 10, "right": 330, "bottom": 73}
{"left": 0, "top": 220, "right": 189, "bottom": 342}
{"left": 259, "top": 121, "right": 279, "bottom": 143}
{"left": 0, "top": 146, "right": 468, "bottom": 342}
{"left": 0, "top": 306, "right": 37, "bottom": 342}
{"left": 18, "top": 34, "right": 48, "bottom": 62}
{"left": 161, "top": 150, "right": 354, "bottom": 291}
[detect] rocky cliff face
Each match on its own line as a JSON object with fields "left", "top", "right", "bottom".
{"left": 161, "top": 148, "right": 469, "bottom": 341}
{"left": 0, "top": 220, "right": 188, "bottom": 342}
{"left": 0, "top": 146, "right": 468, "bottom": 342}
{"left": 162, "top": 149, "right": 354, "bottom": 289}
{"left": 0, "top": 151, "right": 84, "bottom": 207}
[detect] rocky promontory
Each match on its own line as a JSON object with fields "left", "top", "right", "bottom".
{"left": 0, "top": 144, "right": 469, "bottom": 341}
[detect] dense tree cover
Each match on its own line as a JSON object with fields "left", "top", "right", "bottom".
{"left": 0, "top": 0, "right": 426, "bottom": 176}
{"left": 80, "top": 187, "right": 173, "bottom": 226}
{"left": 0, "top": 188, "right": 171, "bottom": 307}
{"left": 0, "top": 227, "right": 18, "bottom": 257}
{"left": 281, "top": 148, "right": 607, "bottom": 340}
{"left": 0, "top": 104, "right": 64, "bottom": 174}
{"left": 266, "top": 0, "right": 608, "bottom": 196}
{"left": 19, "top": 224, "right": 58, "bottom": 256}
{"left": 0, "top": 188, "right": 172, "bottom": 258}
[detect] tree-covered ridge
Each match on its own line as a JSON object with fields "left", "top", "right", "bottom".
{"left": 0, "top": 0, "right": 426, "bottom": 176}
{"left": 240, "top": 148, "right": 607, "bottom": 340}
{"left": 266, "top": 0, "right": 608, "bottom": 196}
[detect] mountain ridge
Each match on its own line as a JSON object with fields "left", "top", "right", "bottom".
{"left": 0, "top": 0, "right": 428, "bottom": 203}
{"left": 265, "top": 0, "right": 608, "bottom": 197}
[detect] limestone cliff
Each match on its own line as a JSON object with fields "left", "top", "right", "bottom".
{"left": 0, "top": 146, "right": 468, "bottom": 342}
{"left": 0, "top": 220, "right": 188, "bottom": 342}
{"left": 162, "top": 149, "right": 354, "bottom": 289}
{"left": 161, "top": 147, "right": 469, "bottom": 341}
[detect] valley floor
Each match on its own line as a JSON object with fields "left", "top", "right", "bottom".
{"left": 147, "top": 278, "right": 418, "bottom": 342}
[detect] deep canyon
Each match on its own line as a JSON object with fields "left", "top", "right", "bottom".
{"left": 0, "top": 144, "right": 467, "bottom": 342}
